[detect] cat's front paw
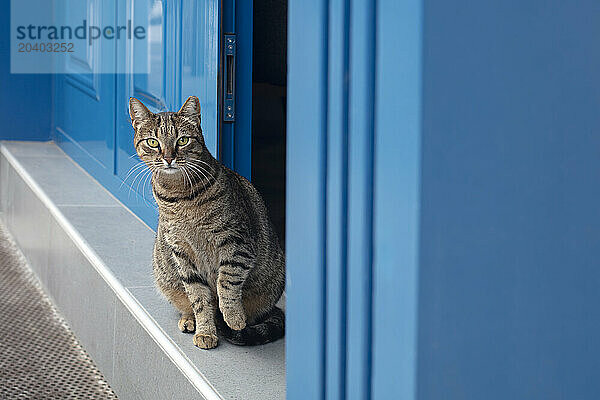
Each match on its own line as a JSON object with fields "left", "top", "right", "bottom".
{"left": 178, "top": 315, "right": 195, "bottom": 333}
{"left": 193, "top": 332, "right": 218, "bottom": 349}
{"left": 222, "top": 309, "right": 247, "bottom": 331}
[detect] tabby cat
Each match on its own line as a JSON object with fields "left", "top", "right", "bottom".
{"left": 129, "top": 96, "right": 285, "bottom": 349}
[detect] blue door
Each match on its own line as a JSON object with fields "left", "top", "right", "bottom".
{"left": 54, "top": 0, "right": 220, "bottom": 228}
{"left": 53, "top": 1, "right": 117, "bottom": 175}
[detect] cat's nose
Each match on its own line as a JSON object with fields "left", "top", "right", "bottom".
{"left": 163, "top": 157, "right": 173, "bottom": 166}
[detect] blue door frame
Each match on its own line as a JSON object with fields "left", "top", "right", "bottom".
{"left": 286, "top": 0, "right": 421, "bottom": 399}
{"left": 287, "top": 1, "right": 600, "bottom": 399}
{"left": 220, "top": 0, "right": 253, "bottom": 180}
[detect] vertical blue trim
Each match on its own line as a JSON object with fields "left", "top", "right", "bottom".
{"left": 112, "top": 0, "right": 119, "bottom": 176}
{"left": 176, "top": 0, "right": 183, "bottom": 103}
{"left": 220, "top": 0, "right": 252, "bottom": 181}
{"left": 325, "top": 0, "right": 349, "bottom": 398}
{"left": 221, "top": 0, "right": 235, "bottom": 169}
{"left": 162, "top": 0, "right": 170, "bottom": 107}
{"left": 220, "top": 123, "right": 235, "bottom": 168}
{"left": 345, "top": 0, "right": 376, "bottom": 399}
{"left": 233, "top": 0, "right": 252, "bottom": 180}
{"left": 371, "top": 0, "right": 422, "bottom": 399}
{"left": 286, "top": 0, "right": 328, "bottom": 399}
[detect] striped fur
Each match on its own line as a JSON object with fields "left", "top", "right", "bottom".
{"left": 129, "top": 96, "right": 285, "bottom": 349}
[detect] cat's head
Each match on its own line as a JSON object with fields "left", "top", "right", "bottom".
{"left": 128, "top": 96, "right": 206, "bottom": 177}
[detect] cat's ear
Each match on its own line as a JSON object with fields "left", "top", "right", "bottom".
{"left": 177, "top": 96, "right": 201, "bottom": 118}
{"left": 129, "top": 97, "right": 153, "bottom": 124}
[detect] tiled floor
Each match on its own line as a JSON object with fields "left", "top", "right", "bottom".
{"left": 0, "top": 221, "right": 118, "bottom": 400}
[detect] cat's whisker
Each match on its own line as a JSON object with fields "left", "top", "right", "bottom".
{"left": 190, "top": 169, "right": 208, "bottom": 190}
{"left": 195, "top": 167, "right": 215, "bottom": 189}
{"left": 187, "top": 168, "right": 195, "bottom": 193}
{"left": 122, "top": 160, "right": 146, "bottom": 176}
{"left": 128, "top": 166, "right": 151, "bottom": 200}
{"left": 192, "top": 163, "right": 216, "bottom": 183}
{"left": 135, "top": 169, "right": 152, "bottom": 204}
{"left": 143, "top": 167, "right": 158, "bottom": 207}
{"left": 183, "top": 163, "right": 205, "bottom": 184}
{"left": 131, "top": 169, "right": 147, "bottom": 201}
{"left": 185, "top": 165, "right": 206, "bottom": 193}
{"left": 185, "top": 158, "right": 213, "bottom": 166}
{"left": 185, "top": 158, "right": 215, "bottom": 172}
{"left": 185, "top": 162, "right": 213, "bottom": 183}
{"left": 119, "top": 162, "right": 148, "bottom": 189}
{"left": 181, "top": 166, "right": 194, "bottom": 194}
{"left": 175, "top": 163, "right": 188, "bottom": 188}
{"left": 155, "top": 168, "right": 161, "bottom": 187}
{"left": 141, "top": 168, "right": 155, "bottom": 206}
{"left": 186, "top": 158, "right": 213, "bottom": 168}
{"left": 143, "top": 169, "right": 152, "bottom": 199}
{"left": 179, "top": 166, "right": 188, "bottom": 189}
{"left": 122, "top": 160, "right": 146, "bottom": 177}
{"left": 179, "top": 166, "right": 187, "bottom": 188}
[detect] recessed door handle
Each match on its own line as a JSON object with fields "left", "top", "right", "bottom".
{"left": 224, "top": 34, "right": 236, "bottom": 122}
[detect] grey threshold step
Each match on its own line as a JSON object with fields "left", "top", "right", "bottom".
{"left": 0, "top": 141, "right": 285, "bottom": 400}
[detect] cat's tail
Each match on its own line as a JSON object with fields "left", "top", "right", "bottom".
{"left": 218, "top": 307, "right": 285, "bottom": 346}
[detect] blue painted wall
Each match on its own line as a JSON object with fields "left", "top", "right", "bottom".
{"left": 0, "top": 4, "right": 51, "bottom": 141}
{"left": 417, "top": 1, "right": 600, "bottom": 399}
{"left": 287, "top": 0, "right": 600, "bottom": 399}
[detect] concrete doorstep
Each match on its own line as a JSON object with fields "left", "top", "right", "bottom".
{"left": 0, "top": 141, "right": 285, "bottom": 400}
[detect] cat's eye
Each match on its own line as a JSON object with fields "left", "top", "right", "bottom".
{"left": 146, "top": 138, "right": 160, "bottom": 148}
{"left": 177, "top": 137, "right": 190, "bottom": 146}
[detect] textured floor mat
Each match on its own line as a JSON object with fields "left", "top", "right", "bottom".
{"left": 0, "top": 222, "right": 118, "bottom": 400}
